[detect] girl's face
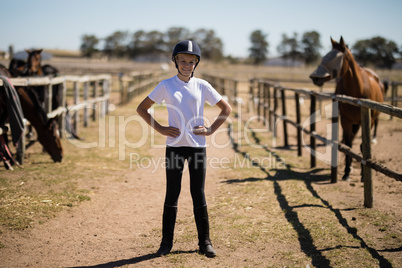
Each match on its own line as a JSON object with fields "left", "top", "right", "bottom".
{"left": 176, "top": 53, "right": 198, "bottom": 81}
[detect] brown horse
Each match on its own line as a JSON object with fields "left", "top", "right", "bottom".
{"left": 310, "top": 36, "right": 386, "bottom": 181}
{"left": 25, "top": 49, "right": 43, "bottom": 76}
{"left": 17, "top": 87, "right": 63, "bottom": 162}
{"left": 8, "top": 49, "right": 44, "bottom": 77}
{"left": 2, "top": 62, "right": 63, "bottom": 162}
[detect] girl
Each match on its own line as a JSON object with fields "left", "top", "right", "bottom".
{"left": 137, "top": 40, "right": 231, "bottom": 258}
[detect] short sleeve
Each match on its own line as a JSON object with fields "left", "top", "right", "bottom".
{"left": 148, "top": 81, "right": 166, "bottom": 104}
{"left": 204, "top": 81, "right": 222, "bottom": 106}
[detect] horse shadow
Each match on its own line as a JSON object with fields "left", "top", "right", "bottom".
{"left": 65, "top": 250, "right": 197, "bottom": 268}
{"left": 224, "top": 127, "right": 394, "bottom": 267}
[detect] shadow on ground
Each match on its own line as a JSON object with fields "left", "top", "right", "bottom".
{"left": 222, "top": 126, "right": 394, "bottom": 268}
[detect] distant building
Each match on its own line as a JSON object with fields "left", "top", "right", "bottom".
{"left": 392, "top": 59, "right": 402, "bottom": 70}
{"left": 265, "top": 57, "right": 304, "bottom": 67}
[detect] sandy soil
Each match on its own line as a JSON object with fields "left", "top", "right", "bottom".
{"left": 0, "top": 83, "right": 401, "bottom": 268}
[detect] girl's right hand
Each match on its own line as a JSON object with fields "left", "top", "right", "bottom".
{"left": 159, "top": 126, "right": 181, "bottom": 137}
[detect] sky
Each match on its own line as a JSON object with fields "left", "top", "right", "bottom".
{"left": 1, "top": 0, "right": 401, "bottom": 58}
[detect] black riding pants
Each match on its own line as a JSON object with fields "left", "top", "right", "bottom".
{"left": 164, "top": 146, "right": 207, "bottom": 209}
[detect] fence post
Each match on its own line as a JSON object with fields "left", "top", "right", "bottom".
{"left": 281, "top": 89, "right": 289, "bottom": 148}
{"left": 310, "top": 95, "right": 316, "bottom": 168}
{"left": 267, "top": 83, "right": 272, "bottom": 131}
{"left": 257, "top": 81, "right": 262, "bottom": 122}
{"left": 390, "top": 82, "right": 397, "bottom": 119}
{"left": 331, "top": 99, "right": 339, "bottom": 183}
{"left": 361, "top": 106, "right": 373, "bottom": 208}
{"left": 73, "top": 81, "right": 80, "bottom": 132}
{"left": 46, "top": 84, "right": 52, "bottom": 114}
{"left": 295, "top": 93, "right": 302, "bottom": 156}
{"left": 60, "top": 80, "right": 67, "bottom": 138}
{"left": 248, "top": 80, "right": 254, "bottom": 114}
{"left": 263, "top": 83, "right": 268, "bottom": 128}
{"left": 84, "top": 81, "right": 89, "bottom": 127}
{"left": 92, "top": 80, "right": 97, "bottom": 122}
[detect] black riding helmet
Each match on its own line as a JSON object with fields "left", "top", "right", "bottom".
{"left": 172, "top": 40, "right": 201, "bottom": 77}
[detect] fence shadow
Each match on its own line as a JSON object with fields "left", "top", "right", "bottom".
{"left": 223, "top": 126, "right": 393, "bottom": 267}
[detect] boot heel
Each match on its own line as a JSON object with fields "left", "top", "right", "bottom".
{"left": 194, "top": 206, "right": 217, "bottom": 258}
{"left": 199, "top": 244, "right": 217, "bottom": 258}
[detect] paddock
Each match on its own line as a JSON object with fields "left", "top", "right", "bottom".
{"left": 0, "top": 63, "right": 401, "bottom": 267}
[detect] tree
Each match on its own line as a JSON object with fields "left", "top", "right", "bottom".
{"left": 301, "top": 31, "right": 322, "bottom": 65}
{"left": 166, "top": 27, "right": 191, "bottom": 56}
{"left": 277, "top": 32, "right": 302, "bottom": 66}
{"left": 249, "top": 30, "right": 269, "bottom": 65}
{"left": 128, "top": 30, "right": 147, "bottom": 58}
{"left": 103, "top": 31, "right": 129, "bottom": 59}
{"left": 192, "top": 28, "right": 224, "bottom": 61}
{"left": 80, "top": 34, "right": 99, "bottom": 58}
{"left": 352, "top": 36, "right": 399, "bottom": 69}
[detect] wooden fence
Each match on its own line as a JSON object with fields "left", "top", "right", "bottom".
{"left": 202, "top": 74, "right": 402, "bottom": 208}
{"left": 0, "top": 74, "right": 111, "bottom": 164}
{"left": 0, "top": 70, "right": 173, "bottom": 165}
{"left": 390, "top": 81, "right": 402, "bottom": 119}
{"left": 119, "top": 71, "right": 171, "bottom": 105}
{"left": 64, "top": 74, "right": 111, "bottom": 136}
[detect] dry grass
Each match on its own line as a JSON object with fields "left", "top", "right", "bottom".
{"left": 0, "top": 61, "right": 401, "bottom": 267}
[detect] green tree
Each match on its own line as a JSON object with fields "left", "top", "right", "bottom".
{"left": 166, "top": 27, "right": 191, "bottom": 56}
{"left": 128, "top": 30, "right": 147, "bottom": 58}
{"left": 352, "top": 36, "right": 399, "bottom": 69}
{"left": 103, "top": 31, "right": 129, "bottom": 59}
{"left": 192, "top": 28, "right": 224, "bottom": 61}
{"left": 277, "top": 32, "right": 302, "bottom": 66}
{"left": 249, "top": 30, "right": 269, "bottom": 65}
{"left": 301, "top": 31, "right": 322, "bottom": 65}
{"left": 80, "top": 34, "right": 99, "bottom": 58}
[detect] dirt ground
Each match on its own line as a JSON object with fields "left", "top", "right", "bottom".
{"left": 0, "top": 75, "right": 401, "bottom": 267}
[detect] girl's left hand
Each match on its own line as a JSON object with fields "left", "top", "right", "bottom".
{"left": 193, "top": 125, "right": 210, "bottom": 136}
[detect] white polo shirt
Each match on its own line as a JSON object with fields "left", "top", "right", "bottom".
{"left": 148, "top": 75, "right": 222, "bottom": 147}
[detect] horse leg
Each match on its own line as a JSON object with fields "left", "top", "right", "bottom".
{"left": 342, "top": 131, "right": 353, "bottom": 181}
{"left": 342, "top": 124, "right": 360, "bottom": 181}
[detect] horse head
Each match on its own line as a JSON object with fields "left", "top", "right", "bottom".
{"left": 16, "top": 86, "right": 63, "bottom": 162}
{"left": 41, "top": 117, "right": 63, "bottom": 162}
{"left": 25, "top": 49, "right": 43, "bottom": 76}
{"left": 309, "top": 37, "right": 348, "bottom": 87}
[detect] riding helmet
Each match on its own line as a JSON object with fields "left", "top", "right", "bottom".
{"left": 172, "top": 40, "right": 201, "bottom": 62}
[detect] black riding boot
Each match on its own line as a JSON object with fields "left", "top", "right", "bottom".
{"left": 156, "top": 205, "right": 177, "bottom": 256}
{"left": 194, "top": 206, "right": 217, "bottom": 258}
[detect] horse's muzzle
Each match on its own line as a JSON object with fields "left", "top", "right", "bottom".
{"left": 52, "top": 155, "right": 63, "bottom": 162}
{"left": 309, "top": 76, "right": 327, "bottom": 87}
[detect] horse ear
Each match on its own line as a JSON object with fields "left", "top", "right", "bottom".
{"left": 330, "top": 37, "right": 337, "bottom": 48}
{"left": 340, "top": 36, "right": 345, "bottom": 47}
{"left": 25, "top": 49, "right": 31, "bottom": 53}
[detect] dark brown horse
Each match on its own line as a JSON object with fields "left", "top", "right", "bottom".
{"left": 310, "top": 37, "right": 386, "bottom": 181}
{"left": 8, "top": 49, "right": 44, "bottom": 77}
{"left": 17, "top": 87, "right": 63, "bottom": 162}
{"left": 25, "top": 49, "right": 43, "bottom": 76}
{"left": 2, "top": 60, "right": 63, "bottom": 162}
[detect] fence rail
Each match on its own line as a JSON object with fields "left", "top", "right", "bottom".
{"left": 64, "top": 74, "right": 111, "bottom": 135}
{"left": 0, "top": 74, "right": 111, "bottom": 164}
{"left": 1, "top": 70, "right": 172, "bottom": 166}
{"left": 119, "top": 71, "right": 171, "bottom": 105}
{"left": 201, "top": 74, "right": 402, "bottom": 208}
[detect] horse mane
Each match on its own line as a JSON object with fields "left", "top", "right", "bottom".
{"left": 24, "top": 88, "right": 48, "bottom": 126}
{"left": 332, "top": 37, "right": 365, "bottom": 90}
